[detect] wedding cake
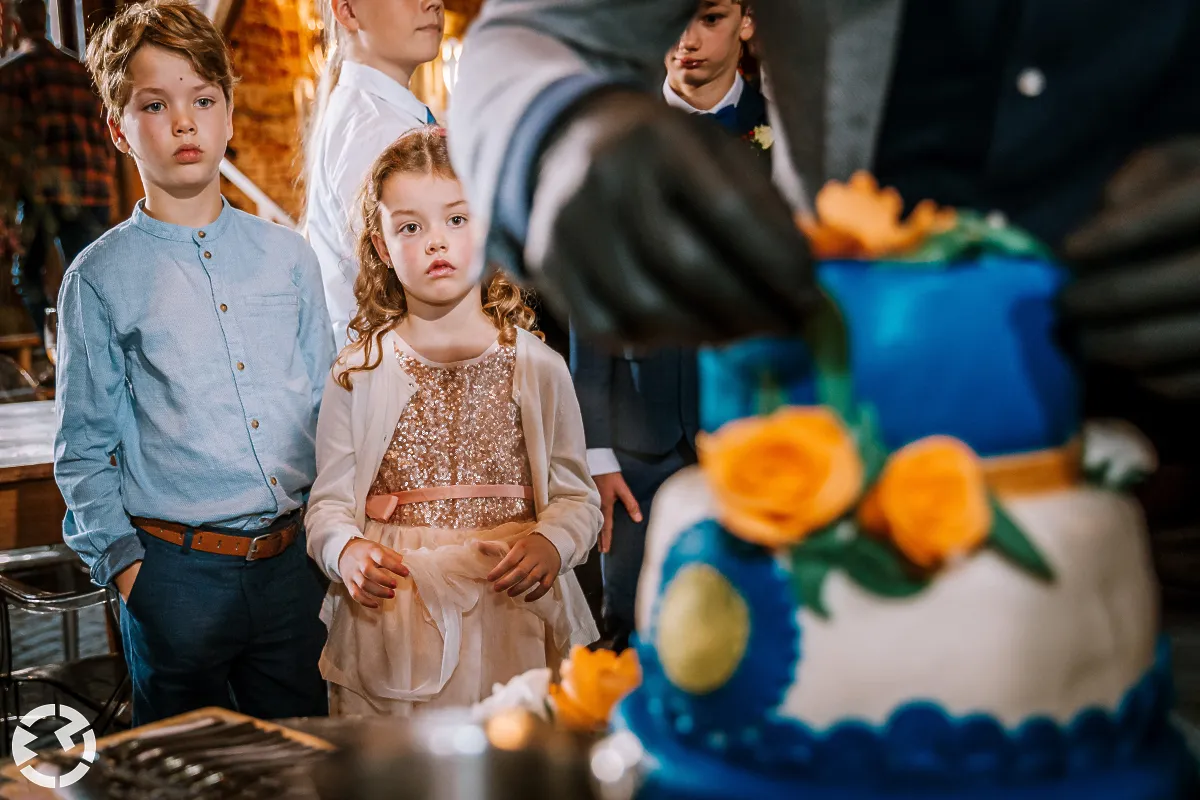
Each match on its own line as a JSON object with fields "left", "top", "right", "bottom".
{"left": 612, "top": 174, "right": 1196, "bottom": 798}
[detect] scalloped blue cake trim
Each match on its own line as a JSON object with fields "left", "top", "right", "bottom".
{"left": 618, "top": 636, "right": 1192, "bottom": 796}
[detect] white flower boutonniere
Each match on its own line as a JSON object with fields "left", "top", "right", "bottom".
{"left": 750, "top": 124, "right": 774, "bottom": 151}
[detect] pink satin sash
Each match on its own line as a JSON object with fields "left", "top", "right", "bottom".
{"left": 366, "top": 485, "right": 535, "bottom": 522}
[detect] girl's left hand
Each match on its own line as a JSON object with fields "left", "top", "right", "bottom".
{"left": 484, "top": 533, "right": 562, "bottom": 602}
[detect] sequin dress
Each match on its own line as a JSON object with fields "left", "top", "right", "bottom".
{"left": 324, "top": 337, "right": 572, "bottom": 718}
{"left": 368, "top": 340, "right": 535, "bottom": 529}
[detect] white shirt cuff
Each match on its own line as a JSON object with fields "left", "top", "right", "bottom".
{"left": 587, "top": 448, "right": 621, "bottom": 476}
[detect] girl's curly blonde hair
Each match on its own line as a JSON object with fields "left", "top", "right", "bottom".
{"left": 337, "top": 126, "right": 541, "bottom": 391}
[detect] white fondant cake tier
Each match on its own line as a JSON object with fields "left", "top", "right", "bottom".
{"left": 637, "top": 465, "right": 1159, "bottom": 728}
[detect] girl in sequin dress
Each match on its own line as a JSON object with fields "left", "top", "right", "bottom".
{"left": 306, "top": 128, "right": 602, "bottom": 716}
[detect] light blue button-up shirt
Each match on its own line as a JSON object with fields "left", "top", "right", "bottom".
{"left": 54, "top": 199, "right": 337, "bottom": 586}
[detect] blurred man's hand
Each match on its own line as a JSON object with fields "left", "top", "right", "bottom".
{"left": 526, "top": 90, "right": 820, "bottom": 349}
{"left": 1063, "top": 137, "right": 1200, "bottom": 400}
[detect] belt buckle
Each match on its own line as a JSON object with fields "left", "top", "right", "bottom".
{"left": 246, "top": 530, "right": 281, "bottom": 561}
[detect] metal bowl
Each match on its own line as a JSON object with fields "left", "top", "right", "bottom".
{"left": 310, "top": 709, "right": 610, "bottom": 800}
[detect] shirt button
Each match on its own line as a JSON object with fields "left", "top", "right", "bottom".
{"left": 220, "top": 303, "right": 228, "bottom": 312}
{"left": 203, "top": 250, "right": 212, "bottom": 259}
{"left": 270, "top": 476, "right": 278, "bottom": 486}
{"left": 251, "top": 419, "right": 259, "bottom": 429}
{"left": 198, "top": 230, "right": 206, "bottom": 239}
{"left": 1016, "top": 67, "right": 1045, "bottom": 97}
{"left": 236, "top": 361, "right": 245, "bottom": 371}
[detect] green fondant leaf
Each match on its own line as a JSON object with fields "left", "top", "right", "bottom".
{"left": 988, "top": 497, "right": 1055, "bottom": 581}
{"left": 851, "top": 403, "right": 889, "bottom": 485}
{"left": 981, "top": 224, "right": 1053, "bottom": 260}
{"left": 839, "top": 533, "right": 930, "bottom": 598}
{"left": 789, "top": 553, "right": 833, "bottom": 619}
{"left": 756, "top": 370, "right": 788, "bottom": 416}
{"left": 1083, "top": 462, "right": 1151, "bottom": 493}
{"left": 894, "top": 231, "right": 969, "bottom": 265}
{"left": 793, "top": 525, "right": 844, "bottom": 558}
{"left": 892, "top": 208, "right": 1052, "bottom": 263}
{"left": 803, "top": 290, "right": 855, "bottom": 420}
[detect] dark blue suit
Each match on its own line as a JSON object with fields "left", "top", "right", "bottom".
{"left": 571, "top": 79, "right": 768, "bottom": 642}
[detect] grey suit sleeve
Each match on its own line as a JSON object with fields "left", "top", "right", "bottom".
{"left": 569, "top": 328, "right": 615, "bottom": 450}
{"left": 448, "top": 0, "right": 695, "bottom": 276}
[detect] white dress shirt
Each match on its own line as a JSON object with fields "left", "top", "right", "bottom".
{"left": 662, "top": 72, "right": 744, "bottom": 115}
{"left": 305, "top": 61, "right": 435, "bottom": 347}
{"left": 582, "top": 77, "right": 748, "bottom": 478}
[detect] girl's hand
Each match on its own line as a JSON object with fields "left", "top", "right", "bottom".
{"left": 338, "top": 538, "right": 409, "bottom": 609}
{"left": 483, "top": 533, "right": 562, "bottom": 602}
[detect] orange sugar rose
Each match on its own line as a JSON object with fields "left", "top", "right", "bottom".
{"left": 549, "top": 646, "right": 641, "bottom": 732}
{"left": 798, "top": 171, "right": 956, "bottom": 260}
{"left": 858, "top": 435, "right": 992, "bottom": 568}
{"left": 698, "top": 407, "right": 864, "bottom": 547}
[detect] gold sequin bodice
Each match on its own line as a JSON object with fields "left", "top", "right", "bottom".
{"left": 368, "top": 340, "right": 535, "bottom": 529}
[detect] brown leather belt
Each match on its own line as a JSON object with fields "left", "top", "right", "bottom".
{"left": 131, "top": 516, "right": 299, "bottom": 561}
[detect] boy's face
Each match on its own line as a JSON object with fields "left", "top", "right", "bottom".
{"left": 336, "top": 0, "right": 445, "bottom": 74}
{"left": 109, "top": 45, "right": 233, "bottom": 198}
{"left": 372, "top": 171, "right": 481, "bottom": 309}
{"left": 666, "top": 0, "right": 754, "bottom": 91}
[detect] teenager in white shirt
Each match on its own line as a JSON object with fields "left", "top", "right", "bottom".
{"left": 304, "top": 0, "right": 445, "bottom": 346}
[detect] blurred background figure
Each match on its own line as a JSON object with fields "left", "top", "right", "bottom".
{"left": 0, "top": 0, "right": 113, "bottom": 337}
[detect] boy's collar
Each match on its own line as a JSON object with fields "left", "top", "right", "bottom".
{"left": 340, "top": 61, "right": 432, "bottom": 123}
{"left": 663, "top": 72, "right": 745, "bottom": 115}
{"left": 131, "top": 196, "right": 234, "bottom": 243}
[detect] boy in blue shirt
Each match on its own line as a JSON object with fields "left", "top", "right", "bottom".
{"left": 55, "top": 0, "right": 336, "bottom": 724}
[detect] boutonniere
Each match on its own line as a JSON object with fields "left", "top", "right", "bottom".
{"left": 745, "top": 124, "right": 774, "bottom": 152}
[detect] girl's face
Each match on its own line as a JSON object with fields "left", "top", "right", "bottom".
{"left": 372, "top": 172, "right": 481, "bottom": 308}
{"left": 335, "top": 0, "right": 445, "bottom": 75}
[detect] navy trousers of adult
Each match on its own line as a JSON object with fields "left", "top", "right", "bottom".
{"left": 602, "top": 442, "right": 696, "bottom": 649}
{"left": 13, "top": 203, "right": 109, "bottom": 334}
{"left": 119, "top": 525, "right": 329, "bottom": 726}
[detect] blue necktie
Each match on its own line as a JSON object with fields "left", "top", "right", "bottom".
{"left": 706, "top": 104, "right": 741, "bottom": 133}
{"left": 426, "top": 108, "right": 437, "bottom": 125}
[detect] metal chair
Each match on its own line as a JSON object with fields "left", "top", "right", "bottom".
{"left": 0, "top": 353, "right": 41, "bottom": 404}
{"left": 0, "top": 545, "right": 130, "bottom": 754}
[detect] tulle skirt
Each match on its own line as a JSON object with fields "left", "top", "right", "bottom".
{"left": 320, "top": 519, "right": 598, "bottom": 717}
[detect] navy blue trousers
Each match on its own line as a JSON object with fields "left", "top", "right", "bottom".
{"left": 602, "top": 443, "right": 696, "bottom": 647}
{"left": 119, "top": 526, "right": 328, "bottom": 726}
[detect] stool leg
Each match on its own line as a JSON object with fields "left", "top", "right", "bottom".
{"left": 63, "top": 610, "right": 79, "bottom": 662}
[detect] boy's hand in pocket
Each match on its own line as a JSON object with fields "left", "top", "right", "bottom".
{"left": 483, "top": 533, "right": 562, "bottom": 602}
{"left": 114, "top": 561, "right": 142, "bottom": 603}
{"left": 338, "top": 539, "right": 409, "bottom": 609}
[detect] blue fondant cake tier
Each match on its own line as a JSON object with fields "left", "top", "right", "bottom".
{"left": 699, "top": 255, "right": 1080, "bottom": 457}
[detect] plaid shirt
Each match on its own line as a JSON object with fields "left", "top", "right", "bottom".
{"left": 0, "top": 41, "right": 115, "bottom": 208}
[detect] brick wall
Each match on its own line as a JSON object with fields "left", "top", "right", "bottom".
{"left": 221, "top": 0, "right": 317, "bottom": 222}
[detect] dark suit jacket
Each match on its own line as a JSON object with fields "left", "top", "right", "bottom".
{"left": 571, "top": 337, "right": 699, "bottom": 458}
